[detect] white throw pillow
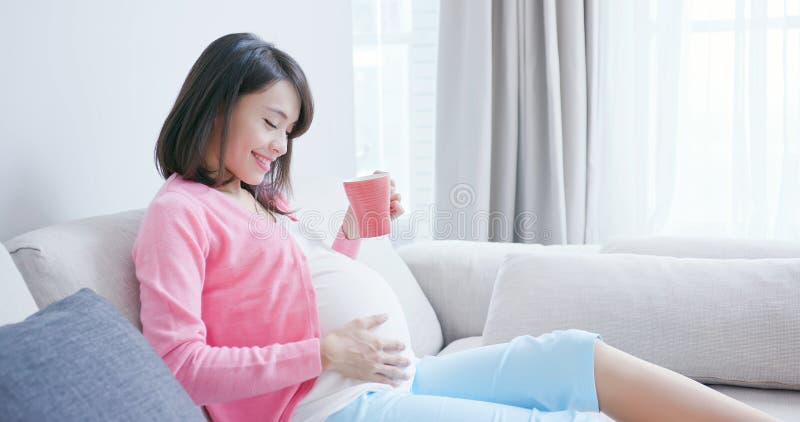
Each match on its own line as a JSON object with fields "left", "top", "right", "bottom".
{"left": 357, "top": 236, "right": 443, "bottom": 357}
{"left": 482, "top": 253, "right": 800, "bottom": 390}
{"left": 285, "top": 215, "right": 419, "bottom": 421}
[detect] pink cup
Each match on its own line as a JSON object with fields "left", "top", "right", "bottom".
{"left": 343, "top": 173, "right": 391, "bottom": 238}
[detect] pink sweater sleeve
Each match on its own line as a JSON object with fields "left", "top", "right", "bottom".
{"left": 331, "top": 224, "right": 362, "bottom": 259}
{"left": 131, "top": 192, "right": 322, "bottom": 405}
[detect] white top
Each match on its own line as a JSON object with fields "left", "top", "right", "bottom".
{"left": 277, "top": 214, "right": 420, "bottom": 422}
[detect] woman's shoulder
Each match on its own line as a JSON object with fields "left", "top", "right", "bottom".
{"left": 159, "top": 172, "right": 214, "bottom": 199}
{"left": 133, "top": 175, "right": 212, "bottom": 256}
{"left": 145, "top": 173, "right": 210, "bottom": 220}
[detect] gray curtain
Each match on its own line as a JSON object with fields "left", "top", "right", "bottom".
{"left": 434, "top": 0, "right": 594, "bottom": 244}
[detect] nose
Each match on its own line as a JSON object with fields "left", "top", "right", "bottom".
{"left": 270, "top": 137, "right": 287, "bottom": 156}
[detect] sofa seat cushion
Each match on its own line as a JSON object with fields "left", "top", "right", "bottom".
{"left": 710, "top": 385, "right": 800, "bottom": 421}
{"left": 437, "top": 336, "right": 484, "bottom": 356}
{"left": 0, "top": 287, "right": 205, "bottom": 421}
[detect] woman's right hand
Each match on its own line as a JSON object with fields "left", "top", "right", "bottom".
{"left": 320, "top": 314, "right": 412, "bottom": 386}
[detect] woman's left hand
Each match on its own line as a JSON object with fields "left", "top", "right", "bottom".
{"left": 373, "top": 170, "right": 405, "bottom": 221}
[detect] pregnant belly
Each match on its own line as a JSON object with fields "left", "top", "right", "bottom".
{"left": 301, "top": 254, "right": 418, "bottom": 402}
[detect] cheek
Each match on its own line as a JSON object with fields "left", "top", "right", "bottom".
{"left": 214, "top": 138, "right": 245, "bottom": 173}
{"left": 238, "top": 122, "right": 268, "bottom": 148}
{"left": 225, "top": 125, "right": 261, "bottom": 158}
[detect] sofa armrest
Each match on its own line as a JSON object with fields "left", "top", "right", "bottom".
{"left": 396, "top": 240, "right": 601, "bottom": 345}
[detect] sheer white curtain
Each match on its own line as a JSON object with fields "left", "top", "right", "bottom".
{"left": 587, "top": 0, "right": 800, "bottom": 243}
{"left": 352, "top": 0, "right": 440, "bottom": 245}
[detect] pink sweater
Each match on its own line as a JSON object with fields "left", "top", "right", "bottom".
{"left": 131, "top": 173, "right": 361, "bottom": 422}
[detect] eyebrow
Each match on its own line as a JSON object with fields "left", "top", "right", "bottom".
{"left": 265, "top": 106, "right": 298, "bottom": 125}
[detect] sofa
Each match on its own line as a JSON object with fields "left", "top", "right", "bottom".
{"left": 2, "top": 209, "right": 799, "bottom": 421}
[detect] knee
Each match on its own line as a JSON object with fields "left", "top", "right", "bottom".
{"left": 517, "top": 329, "right": 602, "bottom": 348}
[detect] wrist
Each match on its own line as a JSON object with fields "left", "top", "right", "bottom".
{"left": 319, "top": 334, "right": 335, "bottom": 371}
{"left": 342, "top": 208, "right": 360, "bottom": 240}
{"left": 319, "top": 337, "right": 329, "bottom": 370}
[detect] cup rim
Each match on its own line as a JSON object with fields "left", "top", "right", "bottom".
{"left": 343, "top": 173, "right": 389, "bottom": 183}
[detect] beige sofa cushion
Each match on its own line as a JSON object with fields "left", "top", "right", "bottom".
{"left": 601, "top": 235, "right": 800, "bottom": 259}
{"left": 397, "top": 240, "right": 601, "bottom": 345}
{"left": 483, "top": 253, "right": 800, "bottom": 390}
{"left": 5, "top": 209, "right": 146, "bottom": 330}
{"left": 0, "top": 245, "right": 39, "bottom": 325}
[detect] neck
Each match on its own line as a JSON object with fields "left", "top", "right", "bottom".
{"left": 206, "top": 159, "right": 242, "bottom": 195}
{"left": 215, "top": 179, "right": 244, "bottom": 196}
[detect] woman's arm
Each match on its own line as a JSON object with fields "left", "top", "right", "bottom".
{"left": 132, "top": 192, "right": 322, "bottom": 405}
{"left": 331, "top": 211, "right": 362, "bottom": 259}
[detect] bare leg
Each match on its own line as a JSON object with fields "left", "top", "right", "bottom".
{"left": 593, "top": 341, "right": 780, "bottom": 422}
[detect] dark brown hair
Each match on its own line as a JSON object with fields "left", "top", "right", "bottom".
{"left": 155, "top": 32, "right": 313, "bottom": 217}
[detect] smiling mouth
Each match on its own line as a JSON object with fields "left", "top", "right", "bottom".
{"left": 252, "top": 151, "right": 273, "bottom": 162}
{"left": 253, "top": 152, "right": 272, "bottom": 169}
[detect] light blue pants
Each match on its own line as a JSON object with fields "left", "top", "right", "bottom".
{"left": 326, "top": 329, "right": 607, "bottom": 422}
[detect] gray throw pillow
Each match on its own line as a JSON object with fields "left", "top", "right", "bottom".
{"left": 0, "top": 287, "right": 206, "bottom": 421}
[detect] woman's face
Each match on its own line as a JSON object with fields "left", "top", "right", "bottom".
{"left": 206, "top": 79, "right": 301, "bottom": 189}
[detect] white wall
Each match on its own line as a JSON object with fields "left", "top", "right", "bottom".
{"left": 0, "top": 0, "right": 356, "bottom": 242}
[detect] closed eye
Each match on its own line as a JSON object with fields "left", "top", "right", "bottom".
{"left": 265, "top": 119, "right": 292, "bottom": 137}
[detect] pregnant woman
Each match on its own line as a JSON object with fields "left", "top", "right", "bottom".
{"left": 131, "top": 32, "right": 778, "bottom": 422}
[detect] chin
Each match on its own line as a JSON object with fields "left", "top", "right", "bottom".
{"left": 228, "top": 167, "right": 262, "bottom": 186}
{"left": 242, "top": 173, "right": 267, "bottom": 186}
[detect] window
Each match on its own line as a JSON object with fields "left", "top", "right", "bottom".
{"left": 590, "top": 0, "right": 800, "bottom": 242}
{"left": 351, "top": 0, "right": 439, "bottom": 242}
{"left": 667, "top": 0, "right": 800, "bottom": 237}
